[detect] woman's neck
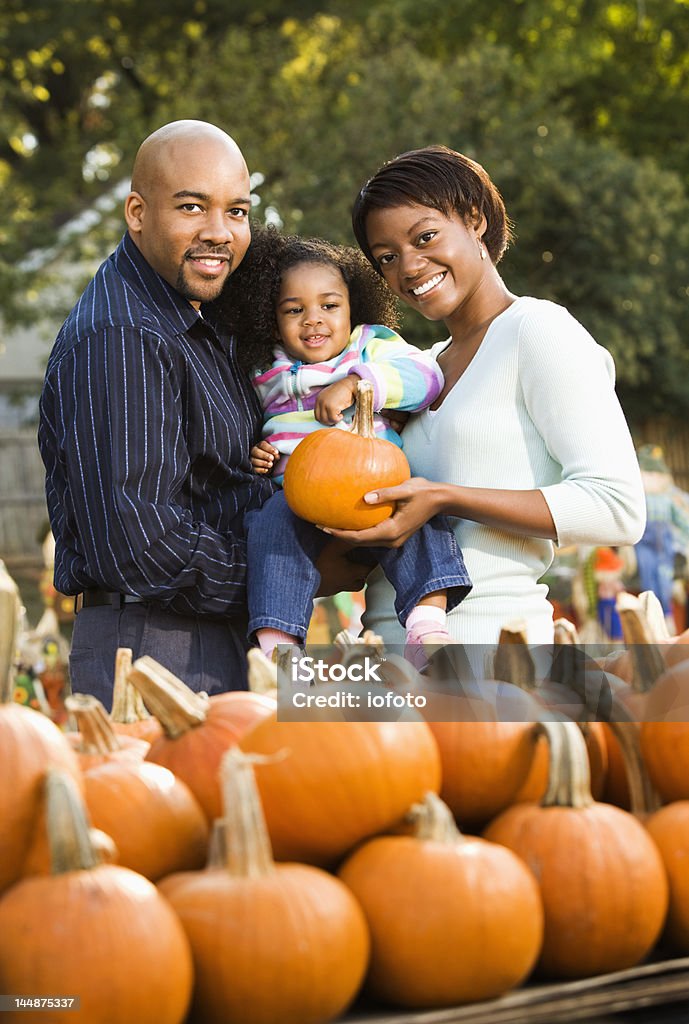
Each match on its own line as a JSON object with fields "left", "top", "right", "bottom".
{"left": 445, "top": 273, "right": 515, "bottom": 348}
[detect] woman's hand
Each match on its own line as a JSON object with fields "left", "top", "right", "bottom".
{"left": 321, "top": 477, "right": 445, "bottom": 547}
{"left": 251, "top": 440, "right": 279, "bottom": 475}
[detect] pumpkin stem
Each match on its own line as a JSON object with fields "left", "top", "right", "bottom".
{"left": 553, "top": 618, "right": 580, "bottom": 645}
{"left": 407, "top": 792, "right": 464, "bottom": 844}
{"left": 65, "top": 693, "right": 123, "bottom": 753}
{"left": 247, "top": 648, "right": 277, "bottom": 695}
{"left": 638, "top": 590, "right": 672, "bottom": 642}
{"left": 0, "top": 560, "right": 21, "bottom": 704}
{"left": 607, "top": 721, "right": 663, "bottom": 818}
{"left": 127, "top": 656, "right": 208, "bottom": 738}
{"left": 219, "top": 748, "right": 284, "bottom": 877}
{"left": 539, "top": 720, "right": 594, "bottom": 809}
{"left": 351, "top": 379, "right": 377, "bottom": 440}
{"left": 493, "top": 620, "right": 536, "bottom": 690}
{"left": 111, "top": 647, "right": 153, "bottom": 724}
{"left": 45, "top": 768, "right": 101, "bottom": 873}
{"left": 616, "top": 593, "right": 665, "bottom": 692}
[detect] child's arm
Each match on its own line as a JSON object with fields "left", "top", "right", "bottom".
{"left": 251, "top": 440, "right": 280, "bottom": 475}
{"left": 347, "top": 325, "right": 444, "bottom": 413}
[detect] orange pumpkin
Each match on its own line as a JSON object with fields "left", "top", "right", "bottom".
{"left": 484, "top": 721, "right": 668, "bottom": 978}
{"left": 339, "top": 792, "right": 542, "bottom": 1008}
{"left": 128, "top": 657, "right": 275, "bottom": 820}
{"left": 0, "top": 678, "right": 82, "bottom": 893}
{"left": 83, "top": 760, "right": 209, "bottom": 881}
{"left": 240, "top": 712, "right": 441, "bottom": 866}
{"left": 491, "top": 626, "right": 609, "bottom": 805}
{"left": 0, "top": 770, "right": 193, "bottom": 1024}
{"left": 283, "top": 378, "right": 410, "bottom": 529}
{"left": 646, "top": 802, "right": 689, "bottom": 952}
{"left": 160, "top": 749, "right": 369, "bottom": 1024}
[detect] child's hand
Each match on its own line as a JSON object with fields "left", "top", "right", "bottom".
{"left": 251, "top": 441, "right": 279, "bottom": 474}
{"left": 314, "top": 376, "right": 359, "bottom": 425}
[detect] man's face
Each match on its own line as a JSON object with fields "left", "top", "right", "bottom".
{"left": 127, "top": 138, "right": 252, "bottom": 308}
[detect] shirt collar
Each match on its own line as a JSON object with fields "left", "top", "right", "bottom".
{"left": 114, "top": 232, "right": 204, "bottom": 337}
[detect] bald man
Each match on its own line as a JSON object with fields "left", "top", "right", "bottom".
{"left": 38, "top": 121, "right": 277, "bottom": 706}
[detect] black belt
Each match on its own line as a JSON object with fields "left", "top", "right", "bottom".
{"left": 75, "top": 589, "right": 145, "bottom": 613}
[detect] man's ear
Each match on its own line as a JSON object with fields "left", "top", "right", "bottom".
{"left": 124, "top": 191, "right": 145, "bottom": 234}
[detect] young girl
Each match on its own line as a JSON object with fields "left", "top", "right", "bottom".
{"left": 215, "top": 227, "right": 471, "bottom": 657}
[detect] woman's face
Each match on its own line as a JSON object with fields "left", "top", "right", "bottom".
{"left": 364, "top": 203, "right": 487, "bottom": 324}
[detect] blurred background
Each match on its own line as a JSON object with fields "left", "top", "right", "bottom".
{"left": 1, "top": 0, "right": 689, "bottom": 632}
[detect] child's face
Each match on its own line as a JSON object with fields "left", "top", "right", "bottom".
{"left": 276, "top": 261, "right": 352, "bottom": 364}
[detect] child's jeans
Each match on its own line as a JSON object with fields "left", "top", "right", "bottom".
{"left": 245, "top": 490, "right": 472, "bottom": 643}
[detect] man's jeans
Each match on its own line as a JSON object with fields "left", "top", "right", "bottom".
{"left": 70, "top": 602, "right": 250, "bottom": 711}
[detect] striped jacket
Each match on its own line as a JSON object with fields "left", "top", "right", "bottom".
{"left": 38, "top": 232, "right": 275, "bottom": 616}
{"left": 252, "top": 324, "right": 444, "bottom": 481}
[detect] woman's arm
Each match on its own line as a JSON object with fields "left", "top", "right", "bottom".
{"left": 326, "top": 305, "right": 645, "bottom": 550}
{"left": 321, "top": 477, "right": 557, "bottom": 547}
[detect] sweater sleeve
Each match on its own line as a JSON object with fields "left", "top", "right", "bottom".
{"left": 347, "top": 324, "right": 443, "bottom": 412}
{"left": 518, "top": 305, "right": 646, "bottom": 546}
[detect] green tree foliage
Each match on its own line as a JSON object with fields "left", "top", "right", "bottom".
{"left": 1, "top": 0, "right": 688, "bottom": 416}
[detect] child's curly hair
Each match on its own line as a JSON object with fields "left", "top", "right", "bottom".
{"left": 209, "top": 223, "right": 401, "bottom": 374}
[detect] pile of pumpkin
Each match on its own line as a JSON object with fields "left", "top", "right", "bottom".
{"left": 3, "top": 592, "right": 689, "bottom": 1024}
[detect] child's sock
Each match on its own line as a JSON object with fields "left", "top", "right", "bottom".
{"left": 405, "top": 604, "right": 449, "bottom": 643}
{"left": 256, "top": 627, "right": 298, "bottom": 659}
{"left": 405, "top": 605, "right": 451, "bottom": 672}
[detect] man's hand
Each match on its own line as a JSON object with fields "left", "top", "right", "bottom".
{"left": 251, "top": 440, "right": 280, "bottom": 475}
{"left": 315, "top": 538, "right": 371, "bottom": 596}
{"left": 314, "top": 375, "right": 359, "bottom": 425}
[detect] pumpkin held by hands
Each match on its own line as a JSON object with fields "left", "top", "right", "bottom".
{"left": 283, "top": 379, "right": 410, "bottom": 530}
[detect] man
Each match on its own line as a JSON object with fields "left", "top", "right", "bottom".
{"left": 38, "top": 120, "right": 277, "bottom": 706}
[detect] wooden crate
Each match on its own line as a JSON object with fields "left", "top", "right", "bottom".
{"left": 340, "top": 956, "right": 689, "bottom": 1023}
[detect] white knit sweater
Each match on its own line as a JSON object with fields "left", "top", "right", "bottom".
{"left": 362, "top": 296, "right": 646, "bottom": 647}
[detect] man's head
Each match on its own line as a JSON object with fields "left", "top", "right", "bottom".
{"left": 125, "top": 120, "right": 251, "bottom": 309}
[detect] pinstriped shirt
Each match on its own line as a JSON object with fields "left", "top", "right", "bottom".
{"left": 38, "top": 231, "right": 275, "bottom": 617}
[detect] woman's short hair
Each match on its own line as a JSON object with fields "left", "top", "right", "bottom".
{"left": 352, "top": 145, "right": 513, "bottom": 268}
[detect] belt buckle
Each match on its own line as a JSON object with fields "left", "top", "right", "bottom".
{"left": 74, "top": 593, "right": 84, "bottom": 614}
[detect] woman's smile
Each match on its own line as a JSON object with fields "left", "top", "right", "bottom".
{"left": 409, "top": 271, "right": 447, "bottom": 299}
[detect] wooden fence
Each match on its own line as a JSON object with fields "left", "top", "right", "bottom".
{"left": 0, "top": 431, "right": 48, "bottom": 566}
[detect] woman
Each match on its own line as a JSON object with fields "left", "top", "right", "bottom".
{"left": 324, "top": 145, "right": 645, "bottom": 648}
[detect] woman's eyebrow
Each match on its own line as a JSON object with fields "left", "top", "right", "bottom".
{"left": 370, "top": 217, "right": 438, "bottom": 251}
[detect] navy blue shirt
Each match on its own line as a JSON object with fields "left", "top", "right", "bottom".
{"left": 38, "top": 232, "right": 275, "bottom": 616}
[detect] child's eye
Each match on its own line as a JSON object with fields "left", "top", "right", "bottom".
{"left": 418, "top": 230, "right": 437, "bottom": 245}
{"left": 323, "top": 303, "right": 338, "bottom": 310}
{"left": 285, "top": 306, "right": 302, "bottom": 315}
